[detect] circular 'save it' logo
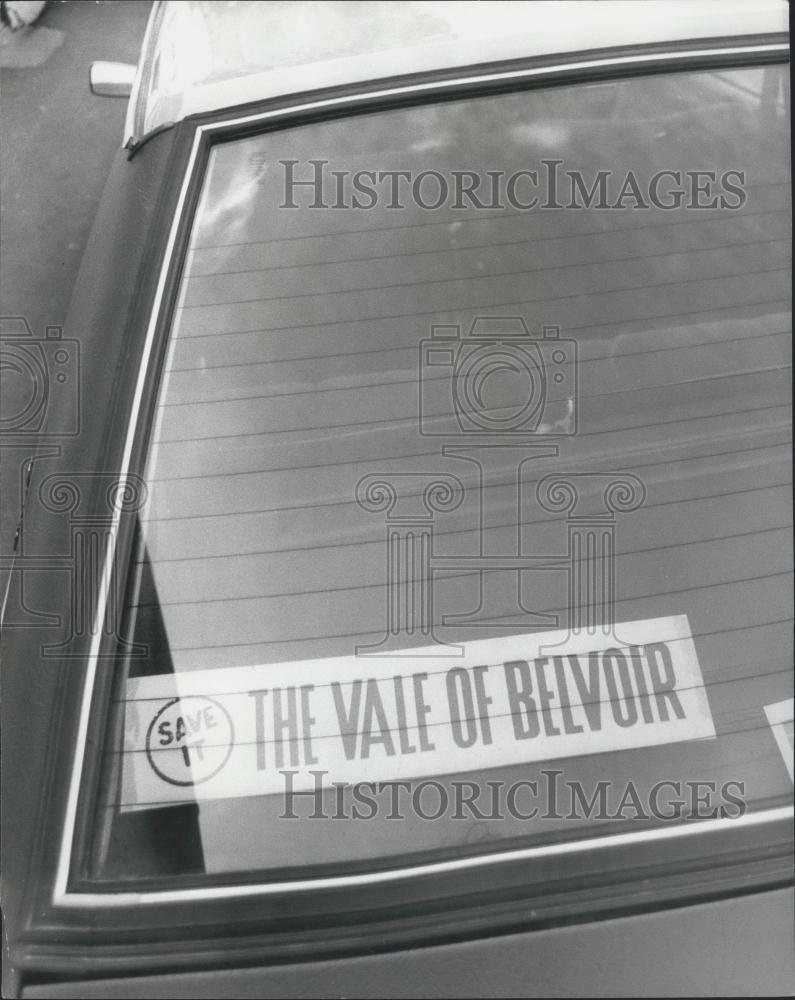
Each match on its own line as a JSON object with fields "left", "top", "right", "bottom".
{"left": 146, "top": 696, "right": 234, "bottom": 787}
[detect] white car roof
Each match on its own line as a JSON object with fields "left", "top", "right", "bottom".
{"left": 129, "top": 0, "right": 789, "bottom": 139}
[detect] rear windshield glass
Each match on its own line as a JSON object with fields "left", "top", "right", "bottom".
{"left": 91, "top": 65, "right": 791, "bottom": 884}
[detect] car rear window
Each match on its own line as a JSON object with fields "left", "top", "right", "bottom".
{"left": 90, "top": 64, "right": 791, "bottom": 884}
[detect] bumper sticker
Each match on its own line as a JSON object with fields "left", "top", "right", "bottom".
{"left": 119, "top": 615, "right": 715, "bottom": 808}
{"left": 764, "top": 698, "right": 794, "bottom": 782}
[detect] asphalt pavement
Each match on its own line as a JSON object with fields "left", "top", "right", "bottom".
{"left": 0, "top": 0, "right": 151, "bottom": 579}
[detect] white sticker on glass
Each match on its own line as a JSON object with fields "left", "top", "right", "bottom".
{"left": 764, "top": 697, "right": 794, "bottom": 782}
{"left": 119, "top": 614, "right": 715, "bottom": 808}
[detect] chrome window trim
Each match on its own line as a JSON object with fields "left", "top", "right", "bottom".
{"left": 54, "top": 39, "right": 792, "bottom": 908}
{"left": 57, "top": 807, "right": 794, "bottom": 909}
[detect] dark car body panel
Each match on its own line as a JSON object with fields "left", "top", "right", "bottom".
{"left": 17, "top": 890, "right": 795, "bottom": 998}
